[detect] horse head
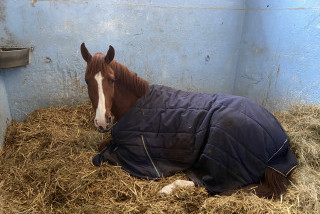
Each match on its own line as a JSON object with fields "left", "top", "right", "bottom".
{"left": 81, "top": 43, "right": 115, "bottom": 133}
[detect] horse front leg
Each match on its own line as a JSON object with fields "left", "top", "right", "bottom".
{"left": 98, "top": 140, "right": 110, "bottom": 152}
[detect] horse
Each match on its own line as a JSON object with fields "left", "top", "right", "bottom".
{"left": 80, "top": 43, "right": 297, "bottom": 198}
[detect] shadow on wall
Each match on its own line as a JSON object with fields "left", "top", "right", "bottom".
{"left": 0, "top": 76, "right": 11, "bottom": 147}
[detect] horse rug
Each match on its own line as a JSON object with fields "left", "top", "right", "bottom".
{"left": 93, "top": 85, "right": 297, "bottom": 193}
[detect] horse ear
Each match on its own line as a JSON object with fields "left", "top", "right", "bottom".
{"left": 80, "top": 43, "right": 92, "bottom": 62}
{"left": 105, "top": 45, "right": 115, "bottom": 64}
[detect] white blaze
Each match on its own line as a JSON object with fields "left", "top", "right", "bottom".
{"left": 94, "top": 72, "right": 106, "bottom": 126}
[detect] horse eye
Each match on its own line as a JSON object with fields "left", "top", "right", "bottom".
{"left": 111, "top": 79, "right": 115, "bottom": 84}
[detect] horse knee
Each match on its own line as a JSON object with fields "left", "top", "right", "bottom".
{"left": 98, "top": 140, "right": 109, "bottom": 152}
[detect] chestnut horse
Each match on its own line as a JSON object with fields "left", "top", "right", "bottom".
{"left": 80, "top": 43, "right": 296, "bottom": 198}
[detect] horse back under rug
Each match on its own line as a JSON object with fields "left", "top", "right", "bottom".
{"left": 93, "top": 85, "right": 297, "bottom": 194}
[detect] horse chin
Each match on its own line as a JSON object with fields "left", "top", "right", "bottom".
{"left": 97, "top": 128, "right": 107, "bottom": 133}
{"left": 97, "top": 125, "right": 113, "bottom": 133}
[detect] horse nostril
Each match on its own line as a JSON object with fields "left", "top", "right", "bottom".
{"left": 98, "top": 126, "right": 104, "bottom": 131}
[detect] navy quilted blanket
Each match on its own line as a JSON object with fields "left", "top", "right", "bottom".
{"left": 93, "top": 85, "right": 297, "bottom": 193}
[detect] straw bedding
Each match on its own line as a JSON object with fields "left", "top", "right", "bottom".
{"left": 0, "top": 103, "right": 319, "bottom": 213}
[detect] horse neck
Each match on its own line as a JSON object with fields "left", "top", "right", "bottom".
{"left": 111, "top": 84, "right": 139, "bottom": 121}
{"left": 110, "top": 61, "right": 149, "bottom": 121}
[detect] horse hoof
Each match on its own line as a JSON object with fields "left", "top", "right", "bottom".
{"left": 92, "top": 154, "right": 103, "bottom": 167}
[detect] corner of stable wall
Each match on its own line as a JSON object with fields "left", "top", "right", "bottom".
{"left": 0, "top": 75, "right": 12, "bottom": 148}
{"left": 0, "top": 0, "right": 11, "bottom": 148}
{"left": 1, "top": 0, "right": 90, "bottom": 122}
{"left": 233, "top": 0, "right": 320, "bottom": 111}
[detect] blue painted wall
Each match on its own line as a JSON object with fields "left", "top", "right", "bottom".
{"left": 1, "top": 0, "right": 320, "bottom": 146}
{"left": 234, "top": 0, "right": 320, "bottom": 110}
{"left": 1, "top": 0, "right": 245, "bottom": 122}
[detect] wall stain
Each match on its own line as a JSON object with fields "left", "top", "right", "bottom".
{"left": 0, "top": 0, "right": 6, "bottom": 22}
{"left": 276, "top": 65, "right": 280, "bottom": 78}
{"left": 30, "top": 0, "right": 37, "bottom": 7}
{"left": 45, "top": 57, "right": 52, "bottom": 63}
{"left": 1, "top": 0, "right": 28, "bottom": 48}
{"left": 67, "top": 70, "right": 85, "bottom": 95}
{"left": 205, "top": 55, "right": 210, "bottom": 62}
{"left": 0, "top": 0, "right": 22, "bottom": 48}
{"left": 262, "top": 73, "right": 272, "bottom": 107}
{"left": 30, "top": 0, "right": 88, "bottom": 7}
{"left": 241, "top": 73, "right": 262, "bottom": 84}
{"left": 251, "top": 44, "right": 267, "bottom": 54}
{"left": 262, "top": 65, "right": 280, "bottom": 107}
{"left": 274, "top": 65, "right": 280, "bottom": 89}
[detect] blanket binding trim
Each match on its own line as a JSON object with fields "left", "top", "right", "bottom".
{"left": 267, "top": 165, "right": 297, "bottom": 177}
{"left": 141, "top": 135, "right": 161, "bottom": 177}
{"left": 268, "top": 138, "right": 288, "bottom": 162}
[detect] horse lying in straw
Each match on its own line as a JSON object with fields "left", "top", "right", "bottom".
{"left": 80, "top": 43, "right": 297, "bottom": 198}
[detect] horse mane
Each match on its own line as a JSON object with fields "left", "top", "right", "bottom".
{"left": 111, "top": 60, "right": 149, "bottom": 97}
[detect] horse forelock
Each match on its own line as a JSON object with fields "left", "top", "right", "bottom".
{"left": 85, "top": 53, "right": 109, "bottom": 77}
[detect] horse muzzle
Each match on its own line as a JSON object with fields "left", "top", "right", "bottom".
{"left": 95, "top": 116, "right": 113, "bottom": 133}
{"left": 97, "top": 124, "right": 113, "bottom": 133}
